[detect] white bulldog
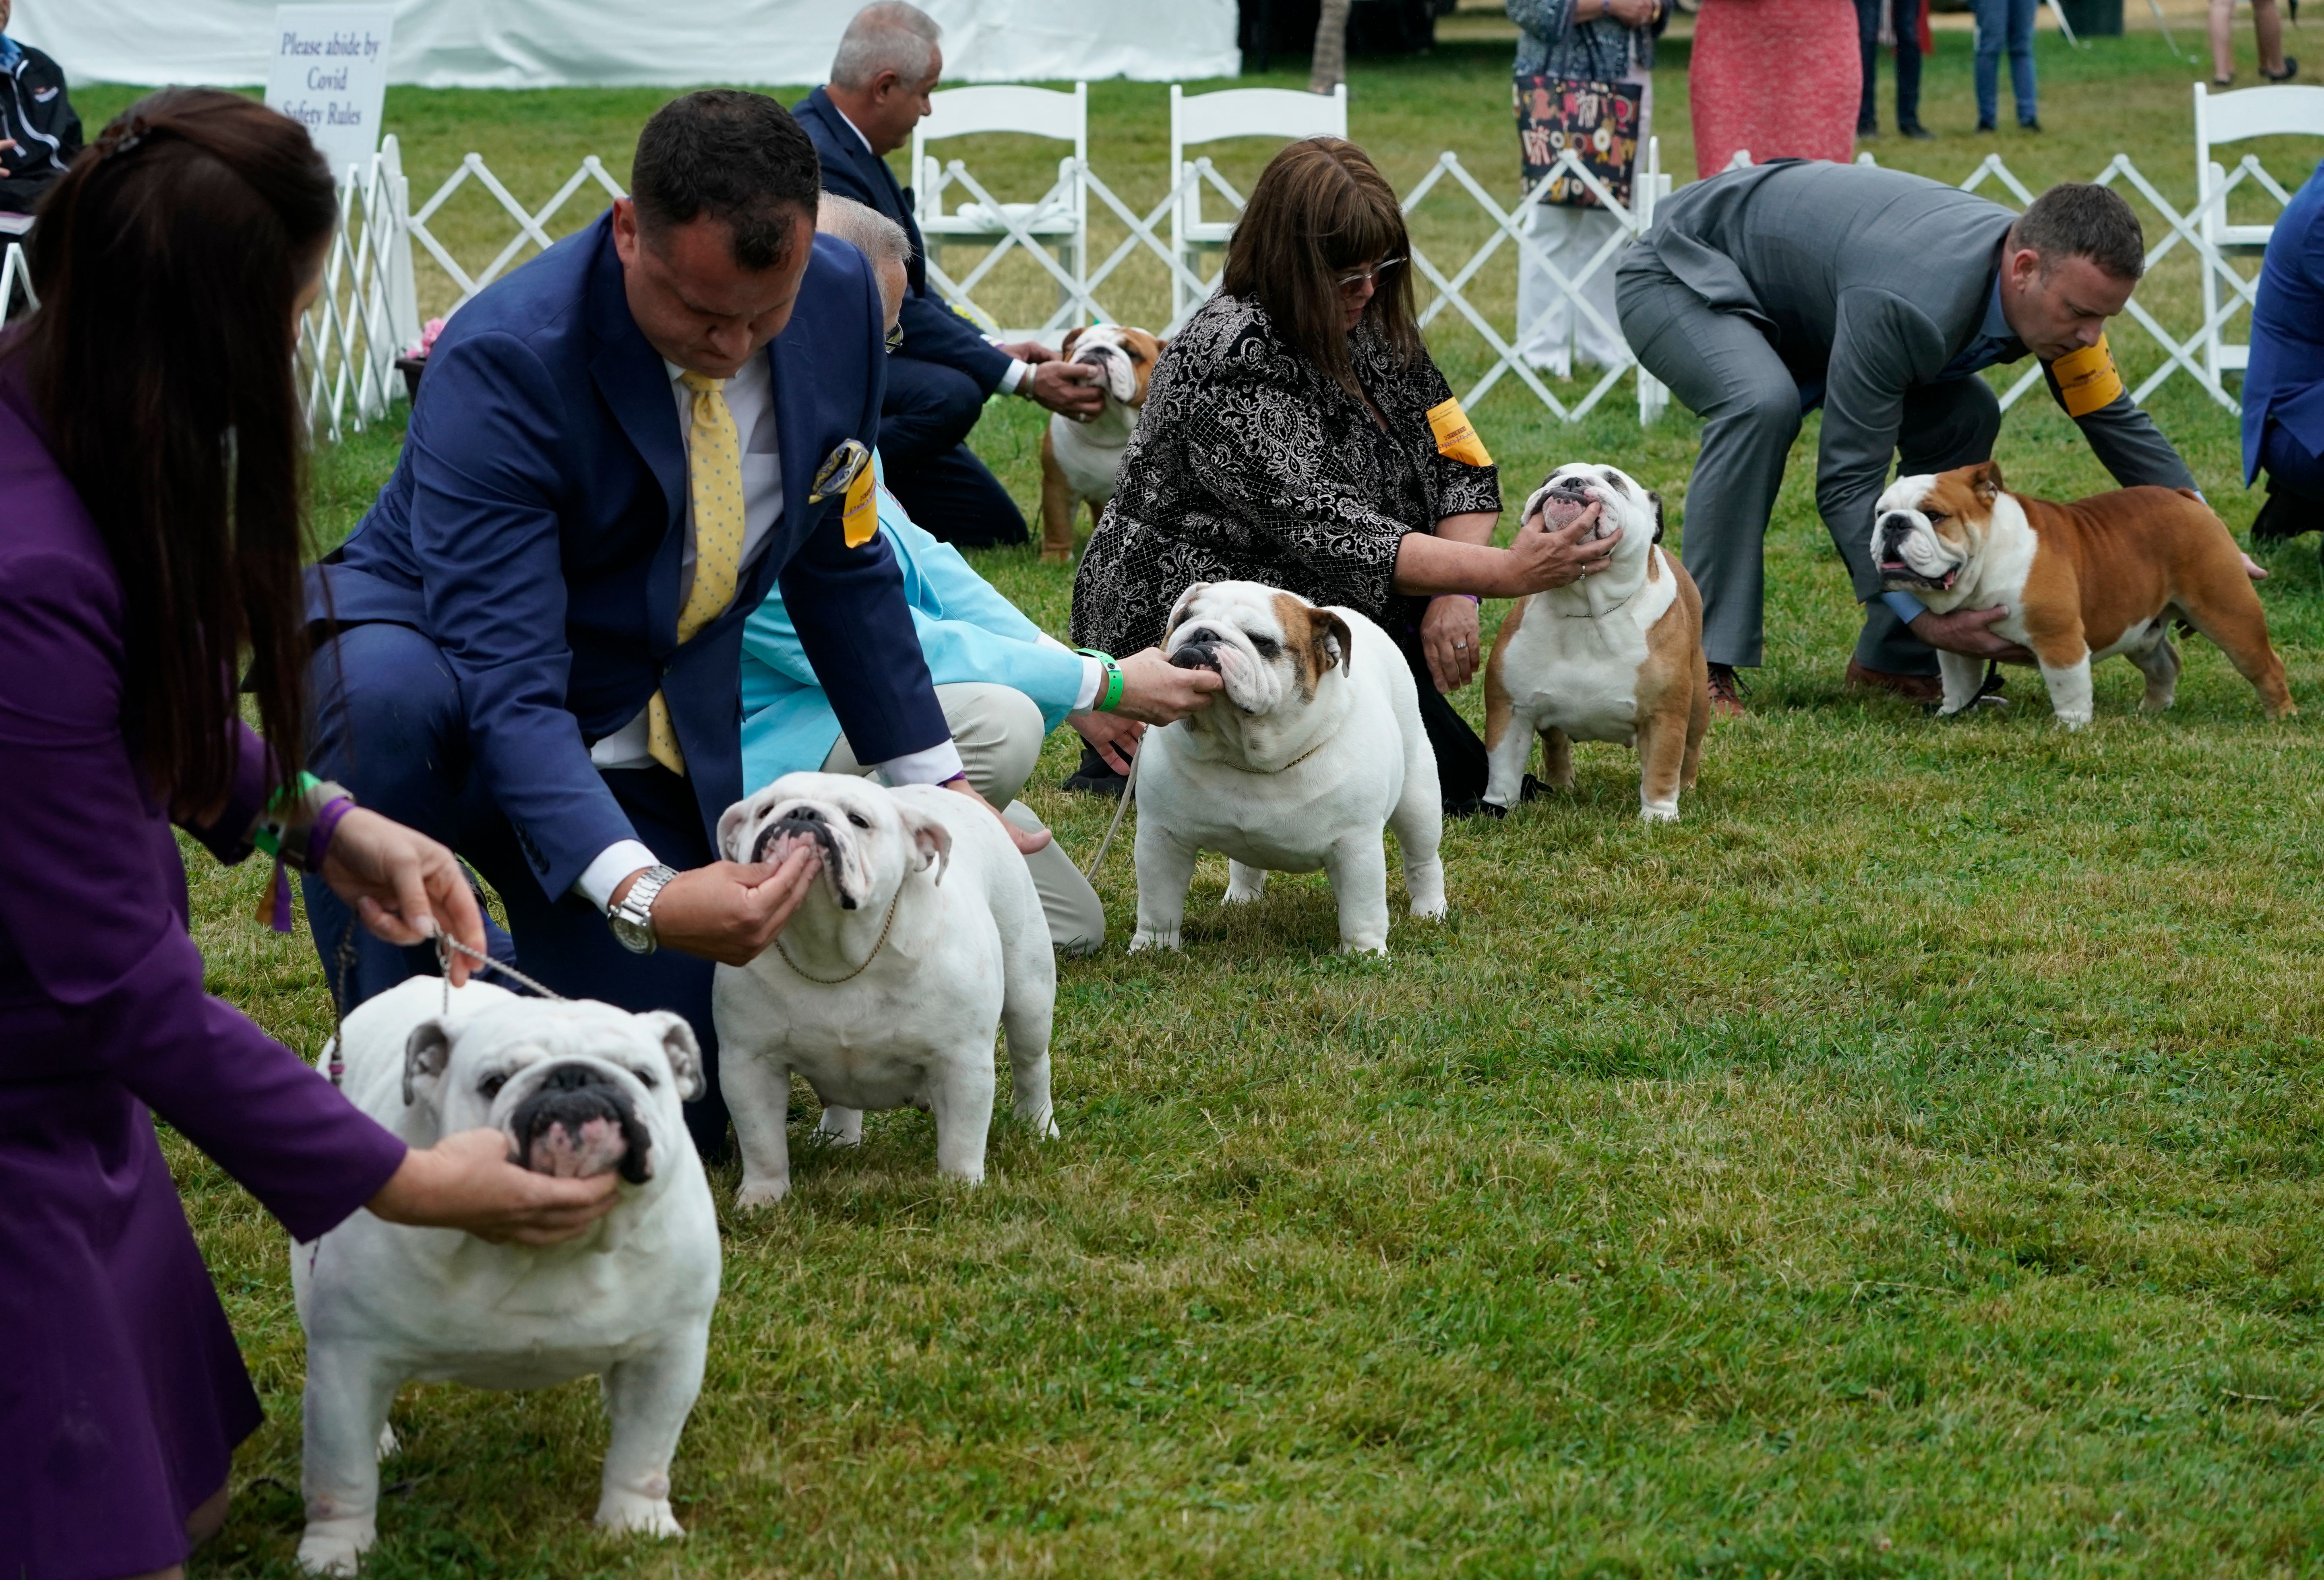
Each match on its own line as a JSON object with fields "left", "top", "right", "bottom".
{"left": 712, "top": 772, "right": 1057, "bottom": 1208}
{"left": 1481, "top": 462, "right": 1708, "bottom": 821}
{"left": 292, "top": 977, "right": 720, "bottom": 1576}
{"left": 1132, "top": 580, "right": 1446, "bottom": 956}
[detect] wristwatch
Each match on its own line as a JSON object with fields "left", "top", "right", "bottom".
{"left": 607, "top": 863, "right": 678, "bottom": 954}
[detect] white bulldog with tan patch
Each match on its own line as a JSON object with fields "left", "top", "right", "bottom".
{"left": 1039, "top": 323, "right": 1164, "bottom": 563}
{"left": 292, "top": 979, "right": 719, "bottom": 1575}
{"left": 1132, "top": 581, "right": 1445, "bottom": 957}
{"left": 1481, "top": 463, "right": 1709, "bottom": 821}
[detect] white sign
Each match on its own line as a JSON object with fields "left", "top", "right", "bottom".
{"left": 266, "top": 5, "right": 395, "bottom": 183}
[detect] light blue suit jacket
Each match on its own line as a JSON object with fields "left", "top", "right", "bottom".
{"left": 740, "top": 475, "right": 1085, "bottom": 792}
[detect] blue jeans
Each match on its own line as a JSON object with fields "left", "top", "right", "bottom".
{"left": 1974, "top": 0, "right": 2039, "bottom": 125}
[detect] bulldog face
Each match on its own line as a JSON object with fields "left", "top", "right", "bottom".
{"left": 1520, "top": 461, "right": 1663, "bottom": 546}
{"left": 1059, "top": 323, "right": 1165, "bottom": 409}
{"left": 716, "top": 771, "right": 951, "bottom": 916}
{"left": 1872, "top": 461, "right": 2004, "bottom": 593}
{"left": 403, "top": 996, "right": 703, "bottom": 1187}
{"left": 1162, "top": 580, "right": 1353, "bottom": 717}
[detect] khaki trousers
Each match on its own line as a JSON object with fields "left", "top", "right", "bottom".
{"left": 821, "top": 682, "right": 1106, "bottom": 954}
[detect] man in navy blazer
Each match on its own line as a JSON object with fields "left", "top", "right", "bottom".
{"left": 2245, "top": 159, "right": 2324, "bottom": 551}
{"left": 794, "top": 1, "right": 1104, "bottom": 548}
{"left": 305, "top": 91, "right": 986, "bottom": 1156}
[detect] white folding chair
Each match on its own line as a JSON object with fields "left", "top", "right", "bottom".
{"left": 1168, "top": 82, "right": 1348, "bottom": 324}
{"left": 2194, "top": 81, "right": 2324, "bottom": 383}
{"left": 909, "top": 83, "right": 1088, "bottom": 322}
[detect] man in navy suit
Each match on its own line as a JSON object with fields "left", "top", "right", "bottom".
{"left": 303, "top": 91, "right": 997, "bottom": 1157}
{"left": 794, "top": 1, "right": 1104, "bottom": 548}
{"left": 2245, "top": 160, "right": 2324, "bottom": 552}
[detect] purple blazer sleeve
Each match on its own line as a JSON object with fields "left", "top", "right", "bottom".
{"left": 0, "top": 538, "right": 408, "bottom": 1244}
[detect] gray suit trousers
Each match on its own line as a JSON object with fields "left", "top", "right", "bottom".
{"left": 1619, "top": 251, "right": 2000, "bottom": 675}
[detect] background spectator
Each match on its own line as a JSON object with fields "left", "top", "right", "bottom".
{"left": 1858, "top": 0, "right": 1933, "bottom": 140}
{"left": 1507, "top": 0, "right": 1666, "bottom": 378}
{"left": 1688, "top": 0, "right": 1859, "bottom": 178}
{"left": 1973, "top": 0, "right": 2041, "bottom": 132}
{"left": 0, "top": 0, "right": 81, "bottom": 230}
{"left": 2208, "top": 0, "right": 2296, "bottom": 86}
{"left": 2243, "top": 159, "right": 2324, "bottom": 549}
{"left": 794, "top": 2, "right": 1103, "bottom": 548}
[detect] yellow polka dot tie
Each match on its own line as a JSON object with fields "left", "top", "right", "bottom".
{"left": 647, "top": 371, "right": 747, "bottom": 776}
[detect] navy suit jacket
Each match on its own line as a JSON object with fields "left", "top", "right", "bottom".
{"left": 794, "top": 85, "right": 1012, "bottom": 394}
{"left": 2244, "top": 158, "right": 2324, "bottom": 484}
{"left": 314, "top": 211, "right": 950, "bottom": 900}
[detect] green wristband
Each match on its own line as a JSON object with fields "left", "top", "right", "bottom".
{"left": 252, "top": 772, "right": 325, "bottom": 858}
{"left": 1076, "top": 649, "right": 1125, "bottom": 713}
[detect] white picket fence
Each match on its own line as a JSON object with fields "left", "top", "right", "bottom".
{"left": 248, "top": 133, "right": 2307, "bottom": 439}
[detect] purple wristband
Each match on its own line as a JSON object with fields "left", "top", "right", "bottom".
{"left": 306, "top": 795, "right": 356, "bottom": 873}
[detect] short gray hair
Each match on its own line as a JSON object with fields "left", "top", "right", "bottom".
{"left": 831, "top": 2, "right": 941, "bottom": 92}
{"left": 817, "top": 193, "right": 914, "bottom": 272}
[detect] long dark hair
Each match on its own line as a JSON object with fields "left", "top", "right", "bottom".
{"left": 16, "top": 89, "right": 336, "bottom": 810}
{"left": 1220, "top": 137, "right": 1422, "bottom": 397}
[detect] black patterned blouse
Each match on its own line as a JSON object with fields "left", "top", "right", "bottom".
{"left": 1067, "top": 291, "right": 1502, "bottom": 656}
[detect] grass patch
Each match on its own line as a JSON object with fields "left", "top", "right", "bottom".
{"left": 141, "top": 35, "right": 2324, "bottom": 1579}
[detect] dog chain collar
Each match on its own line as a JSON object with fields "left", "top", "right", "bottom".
{"left": 772, "top": 888, "right": 904, "bottom": 985}
{"left": 1214, "top": 737, "right": 1330, "bottom": 774}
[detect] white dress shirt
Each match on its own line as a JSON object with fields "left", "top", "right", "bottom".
{"left": 574, "top": 350, "right": 964, "bottom": 909}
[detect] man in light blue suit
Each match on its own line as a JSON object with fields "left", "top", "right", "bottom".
{"left": 2245, "top": 160, "right": 2324, "bottom": 552}
{"left": 303, "top": 92, "right": 996, "bottom": 1157}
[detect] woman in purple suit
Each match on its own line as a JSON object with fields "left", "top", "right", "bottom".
{"left": 0, "top": 91, "right": 623, "bottom": 1580}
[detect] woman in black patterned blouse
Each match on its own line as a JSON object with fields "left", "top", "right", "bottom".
{"left": 1066, "top": 137, "right": 1621, "bottom": 812}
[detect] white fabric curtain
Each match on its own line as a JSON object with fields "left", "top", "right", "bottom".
{"left": 14, "top": 0, "right": 1241, "bottom": 90}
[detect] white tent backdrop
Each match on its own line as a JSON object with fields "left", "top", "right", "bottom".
{"left": 13, "top": 0, "right": 1240, "bottom": 90}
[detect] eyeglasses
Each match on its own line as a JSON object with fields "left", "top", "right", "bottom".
{"left": 1333, "top": 256, "right": 1405, "bottom": 293}
{"left": 885, "top": 321, "right": 905, "bottom": 355}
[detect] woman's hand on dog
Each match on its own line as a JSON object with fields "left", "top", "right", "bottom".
{"left": 1073, "top": 710, "right": 1147, "bottom": 774}
{"left": 1501, "top": 500, "right": 1621, "bottom": 595}
{"left": 321, "top": 808, "right": 491, "bottom": 986}
{"left": 1420, "top": 595, "right": 1482, "bottom": 692}
{"left": 370, "top": 1128, "right": 621, "bottom": 1246}
{"left": 1110, "top": 648, "right": 1225, "bottom": 725}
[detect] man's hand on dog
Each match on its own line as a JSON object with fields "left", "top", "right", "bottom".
{"left": 612, "top": 850, "right": 822, "bottom": 967}
{"left": 1908, "top": 605, "right": 2037, "bottom": 663}
{"left": 1023, "top": 359, "right": 1104, "bottom": 420}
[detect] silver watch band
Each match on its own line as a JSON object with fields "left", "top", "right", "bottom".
{"left": 608, "top": 863, "right": 678, "bottom": 953}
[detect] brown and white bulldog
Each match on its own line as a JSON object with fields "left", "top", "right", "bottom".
{"left": 1872, "top": 461, "right": 2294, "bottom": 728}
{"left": 1481, "top": 463, "right": 1709, "bottom": 821}
{"left": 1038, "top": 323, "right": 1164, "bottom": 564}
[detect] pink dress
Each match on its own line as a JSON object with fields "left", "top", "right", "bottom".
{"left": 1688, "top": 0, "right": 1861, "bottom": 179}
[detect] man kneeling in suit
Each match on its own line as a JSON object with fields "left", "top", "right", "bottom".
{"left": 305, "top": 91, "right": 1034, "bottom": 1159}
{"left": 793, "top": 1, "right": 1105, "bottom": 547}
{"left": 1619, "top": 168, "right": 2206, "bottom": 713}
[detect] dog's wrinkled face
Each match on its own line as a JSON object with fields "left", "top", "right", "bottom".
{"left": 1522, "top": 461, "right": 1663, "bottom": 546}
{"left": 1163, "top": 580, "right": 1353, "bottom": 717}
{"left": 715, "top": 770, "right": 950, "bottom": 917}
{"left": 1872, "top": 461, "right": 2004, "bottom": 593}
{"left": 1060, "top": 324, "right": 1165, "bottom": 407}
{"left": 402, "top": 997, "right": 703, "bottom": 1188}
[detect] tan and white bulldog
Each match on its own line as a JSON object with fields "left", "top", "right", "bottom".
{"left": 1038, "top": 323, "right": 1163, "bottom": 564}
{"left": 1481, "top": 463, "right": 1709, "bottom": 821}
{"left": 1873, "top": 461, "right": 2294, "bottom": 728}
{"left": 1133, "top": 581, "right": 1445, "bottom": 957}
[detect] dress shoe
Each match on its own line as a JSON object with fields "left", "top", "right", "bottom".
{"left": 2020, "top": 117, "right": 2043, "bottom": 132}
{"left": 1706, "top": 662, "right": 1751, "bottom": 719}
{"left": 2265, "top": 58, "right": 2299, "bottom": 81}
{"left": 1900, "top": 122, "right": 1935, "bottom": 140}
{"left": 1061, "top": 741, "right": 1129, "bottom": 797}
{"left": 1977, "top": 118, "right": 1997, "bottom": 132}
{"left": 1844, "top": 659, "right": 1943, "bottom": 704}
{"left": 2250, "top": 490, "right": 2320, "bottom": 544}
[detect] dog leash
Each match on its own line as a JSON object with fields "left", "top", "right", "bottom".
{"left": 772, "top": 888, "right": 903, "bottom": 984}
{"left": 318, "top": 911, "right": 566, "bottom": 1088}
{"left": 1081, "top": 748, "right": 1141, "bottom": 878}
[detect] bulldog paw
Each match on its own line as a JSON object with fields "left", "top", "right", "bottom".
{"left": 376, "top": 1422, "right": 400, "bottom": 1459}
{"left": 1016, "top": 1105, "right": 1060, "bottom": 1138}
{"left": 1640, "top": 803, "right": 1680, "bottom": 824}
{"left": 1338, "top": 938, "right": 1391, "bottom": 958}
{"left": 296, "top": 1521, "right": 374, "bottom": 1576}
{"left": 596, "top": 1493, "right": 685, "bottom": 1541}
{"left": 732, "top": 1176, "right": 791, "bottom": 1209}
{"left": 1128, "top": 927, "right": 1182, "bottom": 952}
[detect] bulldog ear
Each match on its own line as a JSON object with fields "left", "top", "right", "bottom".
{"left": 1061, "top": 325, "right": 1085, "bottom": 357}
{"left": 1970, "top": 461, "right": 2004, "bottom": 504}
{"left": 899, "top": 803, "right": 953, "bottom": 885}
{"left": 715, "top": 798, "right": 757, "bottom": 863}
{"left": 1311, "top": 608, "right": 1354, "bottom": 678}
{"left": 403, "top": 1019, "right": 452, "bottom": 1107}
{"left": 1647, "top": 489, "right": 1666, "bottom": 545}
{"left": 645, "top": 1011, "right": 705, "bottom": 1102}
{"left": 1164, "top": 582, "right": 1210, "bottom": 640}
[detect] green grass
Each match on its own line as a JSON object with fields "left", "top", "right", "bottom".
{"left": 145, "top": 35, "right": 2324, "bottom": 1579}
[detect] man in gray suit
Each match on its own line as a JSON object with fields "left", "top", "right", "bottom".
{"left": 1617, "top": 162, "right": 2196, "bottom": 710}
